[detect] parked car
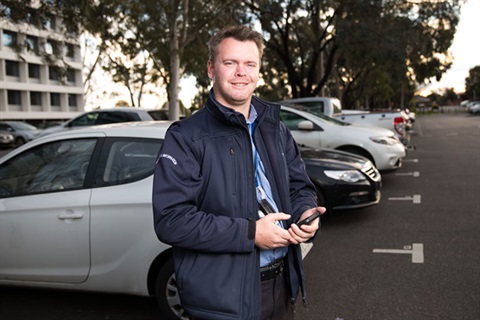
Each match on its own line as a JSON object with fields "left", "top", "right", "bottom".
{"left": 0, "top": 121, "right": 381, "bottom": 320}
{"left": 0, "top": 121, "right": 41, "bottom": 147}
{"left": 300, "top": 145, "right": 381, "bottom": 211}
{"left": 0, "top": 131, "right": 15, "bottom": 149}
{"left": 280, "top": 104, "right": 406, "bottom": 171}
{"left": 37, "top": 107, "right": 160, "bottom": 137}
{"left": 281, "top": 97, "right": 408, "bottom": 145}
{"left": 468, "top": 102, "right": 480, "bottom": 115}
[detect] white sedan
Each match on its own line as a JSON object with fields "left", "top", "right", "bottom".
{"left": 0, "top": 121, "right": 186, "bottom": 320}
{"left": 280, "top": 105, "right": 406, "bottom": 171}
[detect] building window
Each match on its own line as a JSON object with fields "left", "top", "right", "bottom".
{"left": 3, "top": 6, "right": 12, "bottom": 18}
{"left": 45, "top": 39, "right": 59, "bottom": 55}
{"left": 25, "top": 35, "right": 39, "bottom": 54}
{"left": 66, "top": 68, "right": 76, "bottom": 83}
{"left": 64, "top": 43, "right": 75, "bottom": 58}
{"left": 7, "top": 90, "right": 22, "bottom": 105}
{"left": 28, "top": 63, "right": 41, "bottom": 79}
{"left": 44, "top": 14, "right": 56, "bottom": 31}
{"left": 5, "top": 60, "right": 20, "bottom": 77}
{"left": 49, "top": 66, "right": 60, "bottom": 81}
{"left": 68, "top": 94, "right": 78, "bottom": 107}
{"left": 2, "top": 30, "right": 17, "bottom": 48}
{"left": 30, "top": 92, "right": 42, "bottom": 106}
{"left": 50, "top": 93, "right": 61, "bottom": 106}
{"left": 26, "top": 9, "right": 40, "bottom": 27}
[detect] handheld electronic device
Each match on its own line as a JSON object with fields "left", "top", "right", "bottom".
{"left": 296, "top": 211, "right": 321, "bottom": 227}
{"left": 258, "top": 198, "right": 276, "bottom": 215}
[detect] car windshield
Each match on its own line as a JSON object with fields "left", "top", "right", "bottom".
{"left": 282, "top": 103, "right": 349, "bottom": 126}
{"left": 8, "top": 122, "right": 38, "bottom": 131}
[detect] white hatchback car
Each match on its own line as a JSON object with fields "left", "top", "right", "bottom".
{"left": 280, "top": 105, "right": 406, "bottom": 171}
{"left": 0, "top": 121, "right": 186, "bottom": 320}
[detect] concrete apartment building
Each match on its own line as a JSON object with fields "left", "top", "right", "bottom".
{"left": 0, "top": 3, "right": 83, "bottom": 127}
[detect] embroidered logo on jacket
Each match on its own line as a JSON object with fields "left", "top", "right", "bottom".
{"left": 157, "top": 153, "right": 177, "bottom": 165}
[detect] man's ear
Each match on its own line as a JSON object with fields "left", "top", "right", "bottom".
{"left": 207, "top": 60, "right": 215, "bottom": 80}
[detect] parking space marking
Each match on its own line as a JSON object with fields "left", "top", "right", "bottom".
{"left": 403, "top": 158, "right": 419, "bottom": 163}
{"left": 388, "top": 194, "right": 421, "bottom": 203}
{"left": 395, "top": 171, "right": 420, "bottom": 177}
{"left": 373, "top": 243, "right": 424, "bottom": 263}
{"left": 300, "top": 242, "right": 314, "bottom": 259}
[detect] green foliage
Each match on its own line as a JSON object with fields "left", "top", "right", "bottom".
{"left": 465, "top": 66, "right": 480, "bottom": 100}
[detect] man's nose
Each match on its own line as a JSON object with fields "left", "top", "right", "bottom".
{"left": 235, "top": 64, "right": 246, "bottom": 76}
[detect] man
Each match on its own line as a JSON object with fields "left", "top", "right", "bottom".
{"left": 153, "top": 25, "right": 325, "bottom": 320}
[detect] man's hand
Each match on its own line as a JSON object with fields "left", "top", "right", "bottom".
{"left": 255, "top": 213, "right": 292, "bottom": 249}
{"left": 288, "top": 207, "right": 325, "bottom": 244}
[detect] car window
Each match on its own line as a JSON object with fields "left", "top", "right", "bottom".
{"left": 95, "top": 111, "right": 140, "bottom": 125}
{"left": 69, "top": 113, "right": 100, "bottom": 127}
{"left": 280, "top": 110, "right": 307, "bottom": 130}
{"left": 98, "top": 138, "right": 162, "bottom": 186}
{"left": 148, "top": 110, "right": 169, "bottom": 120}
{"left": 0, "top": 123, "right": 13, "bottom": 132}
{"left": 0, "top": 139, "right": 97, "bottom": 198}
{"left": 299, "top": 101, "right": 325, "bottom": 114}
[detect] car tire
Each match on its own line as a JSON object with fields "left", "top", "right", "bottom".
{"left": 155, "top": 256, "right": 188, "bottom": 320}
{"left": 15, "top": 137, "right": 26, "bottom": 147}
{"left": 314, "top": 186, "right": 329, "bottom": 213}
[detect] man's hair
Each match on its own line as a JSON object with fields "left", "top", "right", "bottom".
{"left": 208, "top": 25, "right": 264, "bottom": 63}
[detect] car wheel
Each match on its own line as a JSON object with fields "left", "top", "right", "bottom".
{"left": 314, "top": 185, "right": 329, "bottom": 213}
{"left": 155, "top": 257, "right": 188, "bottom": 320}
{"left": 15, "top": 137, "right": 26, "bottom": 147}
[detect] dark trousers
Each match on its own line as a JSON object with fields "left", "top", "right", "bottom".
{"left": 261, "top": 271, "right": 294, "bottom": 320}
{"left": 190, "top": 272, "right": 293, "bottom": 320}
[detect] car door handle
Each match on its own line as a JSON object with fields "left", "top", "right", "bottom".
{"left": 58, "top": 213, "right": 84, "bottom": 220}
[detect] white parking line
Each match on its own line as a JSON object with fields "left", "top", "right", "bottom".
{"left": 300, "top": 242, "right": 313, "bottom": 259}
{"left": 373, "top": 243, "right": 424, "bottom": 263}
{"left": 388, "top": 195, "right": 421, "bottom": 204}
{"left": 403, "top": 158, "right": 419, "bottom": 163}
{"left": 395, "top": 171, "right": 420, "bottom": 177}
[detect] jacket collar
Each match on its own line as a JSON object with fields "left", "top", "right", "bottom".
{"left": 205, "top": 90, "right": 280, "bottom": 126}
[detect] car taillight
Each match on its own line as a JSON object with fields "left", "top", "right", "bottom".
{"left": 394, "top": 117, "right": 405, "bottom": 136}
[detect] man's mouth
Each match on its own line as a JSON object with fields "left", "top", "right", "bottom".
{"left": 231, "top": 82, "right": 248, "bottom": 87}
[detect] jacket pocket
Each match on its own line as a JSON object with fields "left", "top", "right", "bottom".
{"left": 176, "top": 252, "right": 248, "bottom": 316}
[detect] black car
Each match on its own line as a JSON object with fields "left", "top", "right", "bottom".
{"left": 300, "top": 145, "right": 382, "bottom": 212}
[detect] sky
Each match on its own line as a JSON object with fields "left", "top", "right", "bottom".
{"left": 420, "top": 0, "right": 480, "bottom": 95}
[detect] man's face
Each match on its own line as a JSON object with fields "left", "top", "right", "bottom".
{"left": 208, "top": 38, "right": 260, "bottom": 111}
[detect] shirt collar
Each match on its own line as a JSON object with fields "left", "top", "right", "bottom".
{"left": 247, "top": 104, "right": 257, "bottom": 125}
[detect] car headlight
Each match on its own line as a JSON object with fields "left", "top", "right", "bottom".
{"left": 324, "top": 170, "right": 366, "bottom": 183}
{"left": 369, "top": 136, "right": 400, "bottom": 145}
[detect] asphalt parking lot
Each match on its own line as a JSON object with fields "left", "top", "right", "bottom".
{"left": 1, "top": 112, "right": 479, "bottom": 320}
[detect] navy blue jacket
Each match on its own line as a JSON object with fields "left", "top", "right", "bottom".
{"left": 153, "top": 91, "right": 318, "bottom": 319}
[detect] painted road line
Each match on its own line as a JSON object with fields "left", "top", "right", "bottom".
{"left": 388, "top": 195, "right": 421, "bottom": 204}
{"left": 402, "top": 158, "right": 419, "bottom": 163}
{"left": 301, "top": 242, "right": 313, "bottom": 259}
{"left": 395, "top": 171, "right": 420, "bottom": 177}
{"left": 373, "top": 243, "right": 424, "bottom": 263}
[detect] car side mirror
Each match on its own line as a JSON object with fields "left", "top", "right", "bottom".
{"left": 298, "top": 120, "right": 314, "bottom": 131}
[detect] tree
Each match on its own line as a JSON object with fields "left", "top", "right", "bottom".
{"left": 88, "top": 0, "right": 248, "bottom": 119}
{"left": 244, "top": 0, "right": 462, "bottom": 109}
{"left": 465, "top": 66, "right": 480, "bottom": 100}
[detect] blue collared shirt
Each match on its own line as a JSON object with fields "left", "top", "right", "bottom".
{"left": 247, "top": 106, "right": 288, "bottom": 267}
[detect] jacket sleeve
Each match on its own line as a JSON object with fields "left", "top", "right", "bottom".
{"left": 152, "top": 124, "right": 255, "bottom": 253}
{"left": 282, "top": 123, "right": 318, "bottom": 219}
